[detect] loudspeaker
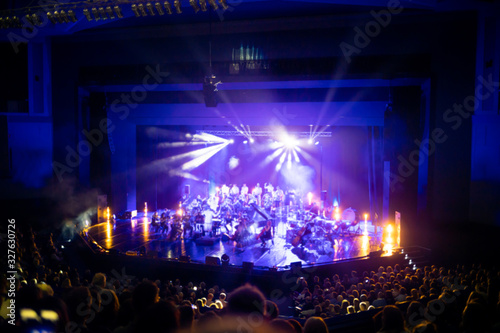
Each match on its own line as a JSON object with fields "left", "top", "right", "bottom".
{"left": 242, "top": 261, "right": 254, "bottom": 271}
{"left": 321, "top": 190, "right": 327, "bottom": 201}
{"left": 184, "top": 185, "right": 190, "bottom": 196}
{"left": 290, "top": 261, "right": 302, "bottom": 271}
{"left": 203, "top": 77, "right": 218, "bottom": 107}
{"left": 205, "top": 256, "right": 221, "bottom": 266}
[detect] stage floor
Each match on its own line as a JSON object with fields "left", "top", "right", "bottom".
{"left": 86, "top": 213, "right": 384, "bottom": 269}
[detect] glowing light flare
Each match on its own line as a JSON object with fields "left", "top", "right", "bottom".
{"left": 106, "top": 207, "right": 110, "bottom": 221}
{"left": 364, "top": 214, "right": 368, "bottom": 235}
{"left": 144, "top": 202, "right": 148, "bottom": 216}
{"left": 334, "top": 207, "right": 340, "bottom": 221}
{"left": 292, "top": 150, "right": 300, "bottom": 163}
{"left": 180, "top": 142, "right": 229, "bottom": 171}
{"left": 308, "top": 192, "right": 313, "bottom": 206}
{"left": 287, "top": 152, "right": 292, "bottom": 170}
{"left": 383, "top": 224, "right": 395, "bottom": 255}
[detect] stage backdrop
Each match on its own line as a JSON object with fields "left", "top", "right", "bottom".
{"left": 136, "top": 125, "right": 378, "bottom": 216}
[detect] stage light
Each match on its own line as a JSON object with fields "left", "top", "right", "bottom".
{"left": 199, "top": 0, "right": 208, "bottom": 11}
{"left": 68, "top": 10, "right": 77, "bottom": 22}
{"left": 308, "top": 138, "right": 313, "bottom": 145}
{"left": 98, "top": 7, "right": 107, "bottom": 20}
{"left": 283, "top": 135, "right": 298, "bottom": 149}
{"left": 113, "top": 5, "right": 123, "bottom": 18}
{"left": 105, "top": 6, "right": 115, "bottom": 19}
{"left": 174, "top": 0, "right": 182, "bottom": 13}
{"left": 47, "top": 12, "right": 56, "bottom": 24}
{"left": 243, "top": 140, "right": 248, "bottom": 144}
{"left": 90, "top": 7, "right": 100, "bottom": 20}
{"left": 59, "top": 10, "right": 69, "bottom": 23}
{"left": 219, "top": 0, "right": 229, "bottom": 10}
{"left": 138, "top": 3, "right": 148, "bottom": 16}
{"left": 190, "top": 0, "right": 200, "bottom": 13}
{"left": 164, "top": 1, "right": 173, "bottom": 14}
{"left": 131, "top": 4, "right": 140, "bottom": 17}
{"left": 146, "top": 2, "right": 156, "bottom": 15}
{"left": 155, "top": 2, "right": 165, "bottom": 15}
{"left": 229, "top": 139, "right": 234, "bottom": 144}
{"left": 208, "top": 0, "right": 219, "bottom": 10}
{"left": 83, "top": 9, "right": 92, "bottom": 21}
{"left": 249, "top": 138, "right": 255, "bottom": 144}
{"left": 53, "top": 11, "right": 62, "bottom": 24}
{"left": 315, "top": 141, "right": 320, "bottom": 145}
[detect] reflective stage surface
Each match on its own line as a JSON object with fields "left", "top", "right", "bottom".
{"left": 86, "top": 214, "right": 384, "bottom": 269}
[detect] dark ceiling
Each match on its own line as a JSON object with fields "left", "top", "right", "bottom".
{"left": 1, "top": 0, "right": 498, "bottom": 42}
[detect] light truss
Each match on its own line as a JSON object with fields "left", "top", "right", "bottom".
{"left": 195, "top": 130, "right": 332, "bottom": 138}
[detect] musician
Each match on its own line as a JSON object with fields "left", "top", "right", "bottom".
{"left": 258, "top": 220, "right": 274, "bottom": 247}
{"left": 265, "top": 182, "right": 274, "bottom": 194}
{"left": 151, "top": 211, "right": 160, "bottom": 232}
{"left": 230, "top": 184, "right": 239, "bottom": 197}
{"left": 202, "top": 206, "right": 216, "bottom": 237}
{"left": 241, "top": 183, "right": 249, "bottom": 197}
{"left": 195, "top": 211, "right": 205, "bottom": 235}
{"left": 252, "top": 183, "right": 262, "bottom": 206}
{"left": 274, "top": 186, "right": 284, "bottom": 213}
{"left": 232, "top": 217, "right": 249, "bottom": 248}
{"left": 221, "top": 184, "right": 230, "bottom": 199}
{"left": 223, "top": 210, "right": 233, "bottom": 233}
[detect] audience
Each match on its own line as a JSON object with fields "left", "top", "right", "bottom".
{"left": 2, "top": 225, "right": 500, "bottom": 333}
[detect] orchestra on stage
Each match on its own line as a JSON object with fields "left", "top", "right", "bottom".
{"left": 147, "top": 183, "right": 362, "bottom": 252}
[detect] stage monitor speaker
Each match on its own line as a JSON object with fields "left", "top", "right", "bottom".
{"left": 205, "top": 256, "right": 221, "bottom": 266}
{"left": 290, "top": 261, "right": 302, "bottom": 271}
{"left": 242, "top": 261, "right": 254, "bottom": 271}
{"left": 179, "top": 255, "right": 190, "bottom": 263}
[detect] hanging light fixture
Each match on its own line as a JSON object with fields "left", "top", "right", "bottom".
{"left": 219, "top": 0, "right": 229, "bottom": 10}
{"left": 174, "top": 0, "right": 182, "bottom": 14}
{"left": 164, "top": 1, "right": 173, "bottom": 14}
{"left": 155, "top": 2, "right": 165, "bottom": 15}
{"left": 199, "top": 0, "right": 208, "bottom": 11}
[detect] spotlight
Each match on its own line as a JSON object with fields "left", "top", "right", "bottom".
{"left": 314, "top": 141, "right": 319, "bottom": 146}
{"left": 24, "top": 14, "right": 33, "bottom": 26}
{"left": 199, "top": 0, "right": 208, "bottom": 11}
{"left": 47, "top": 12, "right": 57, "bottom": 24}
{"left": 53, "top": 11, "right": 63, "bottom": 24}
{"left": 308, "top": 138, "right": 313, "bottom": 145}
{"left": 190, "top": 0, "right": 200, "bottom": 13}
{"left": 138, "top": 4, "right": 147, "bottom": 16}
{"left": 174, "top": 0, "right": 182, "bottom": 13}
{"left": 91, "top": 7, "right": 100, "bottom": 21}
{"left": 105, "top": 6, "right": 115, "bottom": 19}
{"left": 68, "top": 10, "right": 77, "bottom": 22}
{"left": 243, "top": 140, "right": 248, "bottom": 144}
{"left": 229, "top": 139, "right": 234, "bottom": 144}
{"left": 0, "top": 17, "right": 5, "bottom": 29}
{"left": 208, "top": 0, "right": 219, "bottom": 10}
{"left": 146, "top": 3, "right": 156, "bottom": 15}
{"left": 155, "top": 2, "right": 165, "bottom": 15}
{"left": 60, "top": 10, "right": 70, "bottom": 23}
{"left": 164, "top": 1, "right": 173, "bottom": 14}
{"left": 11, "top": 16, "right": 21, "bottom": 28}
{"left": 219, "top": 0, "right": 229, "bottom": 10}
{"left": 98, "top": 7, "right": 107, "bottom": 20}
{"left": 131, "top": 4, "right": 140, "bottom": 17}
{"left": 249, "top": 138, "right": 255, "bottom": 144}
{"left": 113, "top": 6, "right": 123, "bottom": 18}
{"left": 83, "top": 9, "right": 92, "bottom": 21}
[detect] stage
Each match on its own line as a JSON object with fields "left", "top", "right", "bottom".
{"left": 84, "top": 212, "right": 385, "bottom": 270}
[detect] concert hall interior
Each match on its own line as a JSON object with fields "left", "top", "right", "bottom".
{"left": 1, "top": 1, "right": 500, "bottom": 332}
